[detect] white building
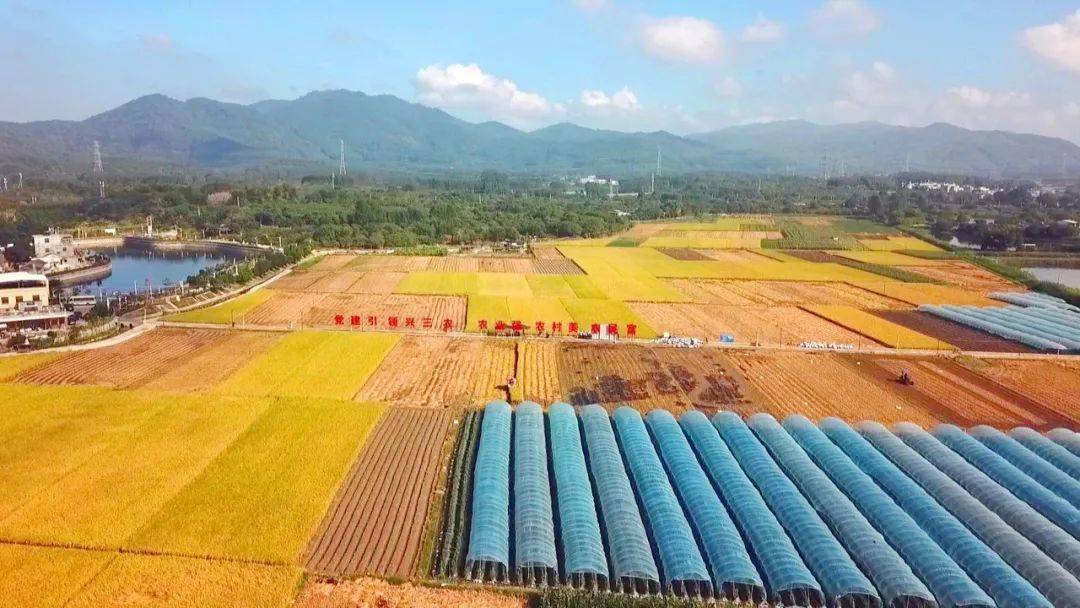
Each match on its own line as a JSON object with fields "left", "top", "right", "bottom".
{"left": 0, "top": 272, "right": 49, "bottom": 311}
{"left": 32, "top": 233, "right": 74, "bottom": 260}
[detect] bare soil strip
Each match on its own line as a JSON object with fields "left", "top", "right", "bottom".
{"left": 871, "top": 310, "right": 1031, "bottom": 353}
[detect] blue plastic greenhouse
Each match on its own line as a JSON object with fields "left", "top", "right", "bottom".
{"left": 680, "top": 411, "right": 822, "bottom": 606}
{"left": 646, "top": 410, "right": 765, "bottom": 603}
{"left": 1009, "top": 426, "right": 1080, "bottom": 479}
{"left": 969, "top": 425, "right": 1080, "bottom": 505}
{"left": 512, "top": 402, "right": 557, "bottom": 586}
{"left": 465, "top": 401, "right": 512, "bottom": 582}
{"left": 547, "top": 402, "right": 608, "bottom": 589}
{"left": 579, "top": 404, "right": 659, "bottom": 593}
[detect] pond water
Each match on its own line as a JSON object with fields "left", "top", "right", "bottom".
{"left": 1024, "top": 267, "right": 1080, "bottom": 289}
{"left": 66, "top": 247, "right": 246, "bottom": 297}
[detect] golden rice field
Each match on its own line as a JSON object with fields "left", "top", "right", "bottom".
{"left": 833, "top": 250, "right": 949, "bottom": 266}
{"left": 857, "top": 235, "right": 942, "bottom": 251}
{"left": 851, "top": 282, "right": 1005, "bottom": 307}
{"left": 0, "top": 351, "right": 64, "bottom": 380}
{"left": 802, "top": 305, "right": 953, "bottom": 349}
{"left": 217, "top": 331, "right": 399, "bottom": 400}
{"left": 167, "top": 289, "right": 274, "bottom": 324}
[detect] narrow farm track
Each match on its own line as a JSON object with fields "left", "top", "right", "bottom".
{"left": 305, "top": 408, "right": 455, "bottom": 577}
{"left": 14, "top": 329, "right": 224, "bottom": 388}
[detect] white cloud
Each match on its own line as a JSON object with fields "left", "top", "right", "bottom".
{"left": 739, "top": 17, "right": 784, "bottom": 43}
{"left": 413, "top": 63, "right": 561, "bottom": 123}
{"left": 638, "top": 16, "right": 726, "bottom": 64}
{"left": 138, "top": 33, "right": 174, "bottom": 53}
{"left": 1021, "top": 10, "right": 1080, "bottom": 74}
{"left": 812, "top": 0, "right": 879, "bottom": 36}
{"left": 579, "top": 87, "right": 640, "bottom": 111}
{"left": 714, "top": 76, "right": 744, "bottom": 98}
{"left": 942, "top": 85, "right": 1030, "bottom": 110}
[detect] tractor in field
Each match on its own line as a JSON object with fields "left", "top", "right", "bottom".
{"left": 897, "top": 370, "right": 915, "bottom": 386}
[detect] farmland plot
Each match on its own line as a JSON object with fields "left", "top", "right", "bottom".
{"left": 428, "top": 257, "right": 481, "bottom": 272}
{"left": 166, "top": 289, "right": 273, "bottom": 324}
{"left": 0, "top": 385, "right": 269, "bottom": 547}
{"left": 309, "top": 269, "right": 366, "bottom": 293}
{"left": 668, "top": 279, "right": 907, "bottom": 308}
{"left": 557, "top": 343, "right": 691, "bottom": 412}
{"left": 310, "top": 254, "right": 358, "bottom": 271}
{"left": 657, "top": 248, "right": 714, "bottom": 261}
{"left": 304, "top": 293, "right": 467, "bottom": 331}
{"left": 858, "top": 236, "right": 940, "bottom": 251}
{"left": 0, "top": 351, "right": 66, "bottom": 381}
{"left": 629, "top": 303, "right": 867, "bottom": 346}
{"left": 218, "top": 331, "right": 399, "bottom": 401}
{"left": 346, "top": 271, "right": 407, "bottom": 294}
{"left": 532, "top": 258, "right": 583, "bottom": 274}
{"left": 531, "top": 245, "right": 566, "bottom": 259}
{"left": 852, "top": 282, "right": 1004, "bottom": 307}
{"left": 270, "top": 269, "right": 326, "bottom": 291}
{"left": 727, "top": 352, "right": 935, "bottom": 426}
{"left": 517, "top": 340, "right": 563, "bottom": 404}
{"left": 694, "top": 249, "right": 789, "bottom": 263}
{"left": 900, "top": 262, "right": 1019, "bottom": 290}
{"left": 305, "top": 407, "right": 454, "bottom": 577}
{"left": 139, "top": 330, "right": 284, "bottom": 392}
{"left": 350, "top": 255, "right": 434, "bottom": 272}
{"left": 802, "top": 305, "right": 950, "bottom": 349}
{"left": 0, "top": 544, "right": 110, "bottom": 608}
{"left": 295, "top": 576, "right": 526, "bottom": 608}
{"left": 870, "top": 310, "right": 1031, "bottom": 353}
{"left": 132, "top": 399, "right": 383, "bottom": 562}
{"left": 357, "top": 336, "right": 515, "bottom": 407}
{"left": 65, "top": 554, "right": 300, "bottom": 608}
{"left": 653, "top": 347, "right": 758, "bottom": 414}
{"left": 959, "top": 358, "right": 1080, "bottom": 426}
{"left": 17, "top": 328, "right": 225, "bottom": 388}
{"left": 244, "top": 290, "right": 329, "bottom": 326}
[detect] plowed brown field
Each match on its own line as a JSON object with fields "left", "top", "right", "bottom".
{"left": 658, "top": 248, "right": 713, "bottom": 261}
{"left": 517, "top": 340, "right": 562, "bottom": 404}
{"left": 653, "top": 347, "right": 758, "bottom": 414}
{"left": 16, "top": 328, "right": 226, "bottom": 388}
{"left": 531, "top": 246, "right": 566, "bottom": 259}
{"left": 727, "top": 351, "right": 932, "bottom": 426}
{"left": 245, "top": 291, "right": 329, "bottom": 326}
{"left": 304, "top": 294, "right": 466, "bottom": 332}
{"left": 350, "top": 256, "right": 434, "bottom": 271}
{"left": 629, "top": 303, "right": 871, "bottom": 346}
{"left": 958, "top": 358, "right": 1080, "bottom": 427}
{"left": 305, "top": 408, "right": 455, "bottom": 577}
{"left": 694, "top": 249, "right": 780, "bottom": 263}
{"left": 558, "top": 343, "right": 691, "bottom": 412}
{"left": 309, "top": 270, "right": 365, "bottom": 293}
{"left": 668, "top": 279, "right": 908, "bottom": 308}
{"left": 294, "top": 577, "right": 526, "bottom": 608}
{"left": 272, "top": 270, "right": 325, "bottom": 291}
{"left": 356, "top": 336, "right": 514, "bottom": 407}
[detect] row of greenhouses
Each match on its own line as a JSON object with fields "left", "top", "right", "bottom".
{"left": 920, "top": 302, "right": 1080, "bottom": 352}
{"left": 459, "top": 401, "right": 1080, "bottom": 608}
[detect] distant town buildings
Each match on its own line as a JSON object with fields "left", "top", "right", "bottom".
{"left": 0, "top": 271, "right": 69, "bottom": 331}
{"left": 30, "top": 232, "right": 76, "bottom": 272}
{"left": 904, "top": 181, "right": 1001, "bottom": 198}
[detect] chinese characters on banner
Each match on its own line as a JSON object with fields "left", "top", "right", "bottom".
{"left": 332, "top": 314, "right": 638, "bottom": 338}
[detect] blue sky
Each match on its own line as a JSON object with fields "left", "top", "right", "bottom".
{"left": 3, "top": 1, "right": 1080, "bottom": 140}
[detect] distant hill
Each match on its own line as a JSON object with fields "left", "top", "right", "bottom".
{"left": 1, "top": 90, "right": 1078, "bottom": 177}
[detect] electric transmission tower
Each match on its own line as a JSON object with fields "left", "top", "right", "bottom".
{"left": 338, "top": 140, "right": 347, "bottom": 176}
{"left": 92, "top": 140, "right": 104, "bottom": 174}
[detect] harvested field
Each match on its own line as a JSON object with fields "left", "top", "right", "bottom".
{"left": 728, "top": 352, "right": 935, "bottom": 426}
{"left": 862, "top": 358, "right": 1064, "bottom": 429}
{"left": 346, "top": 271, "right": 407, "bottom": 294}
{"left": 310, "top": 254, "right": 358, "bottom": 271}
{"left": 517, "top": 340, "right": 563, "bottom": 404}
{"left": 305, "top": 407, "right": 455, "bottom": 577}
{"left": 557, "top": 343, "right": 691, "bottom": 413}
{"left": 657, "top": 229, "right": 783, "bottom": 240}
{"left": 357, "top": 336, "right": 515, "bottom": 407}
{"left": 802, "top": 305, "right": 951, "bottom": 349}
{"left": 16, "top": 328, "right": 226, "bottom": 388}
{"left": 901, "top": 262, "right": 1020, "bottom": 290}
{"left": 532, "top": 258, "right": 583, "bottom": 274}
{"left": 658, "top": 247, "right": 713, "bottom": 261}
{"left": 309, "top": 269, "right": 366, "bottom": 293}
{"left": 870, "top": 310, "right": 1032, "bottom": 353}
{"left": 272, "top": 269, "right": 326, "bottom": 291}
{"left": 350, "top": 255, "right": 434, "bottom": 272}
{"left": 245, "top": 290, "right": 329, "bottom": 326}
{"left": 482, "top": 257, "right": 535, "bottom": 273}
{"left": 629, "top": 303, "right": 869, "bottom": 346}
{"left": 139, "top": 330, "right": 284, "bottom": 392}
{"left": 532, "top": 245, "right": 565, "bottom": 259}
{"left": 696, "top": 249, "right": 788, "bottom": 263}
{"left": 668, "top": 279, "right": 909, "bottom": 308}
{"left": 653, "top": 347, "right": 758, "bottom": 414}
{"left": 294, "top": 576, "right": 526, "bottom": 608}
{"left": 166, "top": 289, "right": 273, "bottom": 324}
{"left": 851, "top": 282, "right": 1005, "bottom": 307}
{"left": 959, "top": 358, "right": 1080, "bottom": 427}
{"left": 428, "top": 257, "right": 480, "bottom": 272}
{"left": 305, "top": 293, "right": 467, "bottom": 331}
